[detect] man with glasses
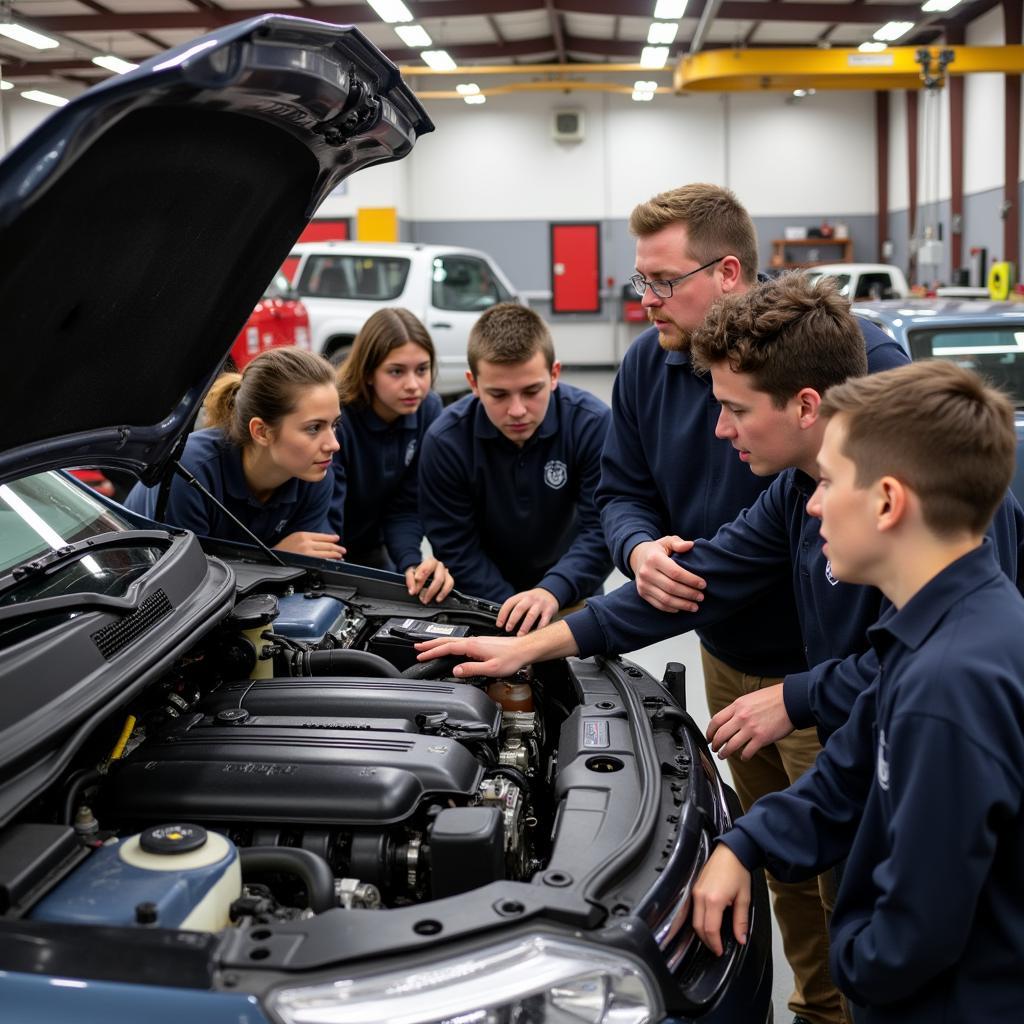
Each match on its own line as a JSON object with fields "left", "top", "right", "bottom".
{"left": 596, "top": 185, "right": 906, "bottom": 1024}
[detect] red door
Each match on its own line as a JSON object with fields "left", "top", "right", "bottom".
{"left": 298, "top": 218, "right": 350, "bottom": 243}
{"left": 550, "top": 223, "right": 601, "bottom": 314}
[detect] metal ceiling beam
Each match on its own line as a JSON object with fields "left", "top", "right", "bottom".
{"left": 545, "top": 0, "right": 567, "bottom": 62}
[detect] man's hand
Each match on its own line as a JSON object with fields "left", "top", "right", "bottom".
{"left": 692, "top": 845, "right": 751, "bottom": 956}
{"left": 628, "top": 537, "right": 706, "bottom": 612}
{"left": 497, "top": 588, "right": 559, "bottom": 635}
{"left": 405, "top": 557, "right": 455, "bottom": 604}
{"left": 416, "top": 620, "right": 579, "bottom": 678}
{"left": 706, "top": 684, "right": 794, "bottom": 761}
{"left": 275, "top": 532, "right": 346, "bottom": 560}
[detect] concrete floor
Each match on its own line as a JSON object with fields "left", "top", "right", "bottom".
{"left": 560, "top": 366, "right": 796, "bottom": 1024}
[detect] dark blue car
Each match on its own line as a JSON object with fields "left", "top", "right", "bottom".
{"left": 0, "top": 15, "right": 770, "bottom": 1024}
{"left": 852, "top": 298, "right": 1024, "bottom": 502}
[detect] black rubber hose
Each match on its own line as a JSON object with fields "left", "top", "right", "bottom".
{"left": 298, "top": 649, "right": 397, "bottom": 678}
{"left": 401, "top": 656, "right": 459, "bottom": 680}
{"left": 239, "top": 847, "right": 336, "bottom": 914}
{"left": 63, "top": 768, "right": 102, "bottom": 825}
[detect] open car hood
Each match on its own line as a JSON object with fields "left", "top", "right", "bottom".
{"left": 0, "top": 15, "right": 431, "bottom": 486}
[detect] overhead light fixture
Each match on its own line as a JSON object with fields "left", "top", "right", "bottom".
{"left": 873, "top": 21, "right": 915, "bottom": 41}
{"left": 647, "top": 22, "right": 678, "bottom": 45}
{"left": 0, "top": 80, "right": 12, "bottom": 90}
{"left": 21, "top": 89, "right": 68, "bottom": 107}
{"left": 422, "top": 49, "right": 457, "bottom": 71}
{"left": 793, "top": 88, "right": 808, "bottom": 98}
{"left": 632, "top": 80, "right": 657, "bottom": 102}
{"left": 640, "top": 45, "right": 670, "bottom": 69}
{"left": 858, "top": 41, "right": 888, "bottom": 52}
{"left": 0, "top": 22, "right": 60, "bottom": 50}
{"left": 653, "top": 0, "right": 688, "bottom": 18}
{"left": 365, "top": 0, "right": 413, "bottom": 24}
{"left": 92, "top": 54, "right": 138, "bottom": 74}
{"left": 921, "top": 0, "right": 960, "bottom": 10}
{"left": 394, "top": 24, "right": 431, "bottom": 47}
{"left": 456, "top": 82, "right": 480, "bottom": 95}
{"left": 464, "top": 94, "right": 486, "bottom": 105}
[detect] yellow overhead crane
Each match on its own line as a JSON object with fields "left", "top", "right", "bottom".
{"left": 674, "top": 45, "right": 1024, "bottom": 93}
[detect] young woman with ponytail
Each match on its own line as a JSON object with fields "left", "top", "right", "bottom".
{"left": 124, "top": 347, "right": 345, "bottom": 559}
{"left": 331, "top": 309, "right": 454, "bottom": 603}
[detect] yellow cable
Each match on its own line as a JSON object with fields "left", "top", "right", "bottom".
{"left": 108, "top": 714, "right": 136, "bottom": 762}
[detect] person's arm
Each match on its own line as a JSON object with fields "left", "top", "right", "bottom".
{"left": 829, "top": 710, "right": 1021, "bottom": 1005}
{"left": 856, "top": 316, "right": 911, "bottom": 372}
{"left": 418, "top": 427, "right": 515, "bottom": 604}
{"left": 416, "top": 619, "right": 578, "bottom": 677}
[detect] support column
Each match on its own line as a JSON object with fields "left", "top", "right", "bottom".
{"left": 907, "top": 89, "right": 919, "bottom": 283}
{"left": 876, "top": 90, "right": 889, "bottom": 263}
{"left": 1004, "top": 0, "right": 1021, "bottom": 270}
{"left": 947, "top": 25, "right": 965, "bottom": 276}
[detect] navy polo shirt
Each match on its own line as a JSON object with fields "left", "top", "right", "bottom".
{"left": 123, "top": 427, "right": 332, "bottom": 546}
{"left": 418, "top": 382, "right": 613, "bottom": 606}
{"left": 596, "top": 318, "right": 908, "bottom": 676}
{"left": 328, "top": 391, "right": 442, "bottom": 572}
{"left": 721, "top": 545, "right": 1024, "bottom": 1022}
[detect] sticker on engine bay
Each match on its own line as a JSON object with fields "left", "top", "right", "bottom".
{"left": 583, "top": 720, "right": 609, "bottom": 748}
{"left": 423, "top": 623, "right": 458, "bottom": 634}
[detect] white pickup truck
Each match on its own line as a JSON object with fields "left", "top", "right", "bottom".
{"left": 805, "top": 262, "right": 910, "bottom": 300}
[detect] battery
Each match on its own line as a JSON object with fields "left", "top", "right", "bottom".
{"left": 367, "top": 617, "right": 470, "bottom": 671}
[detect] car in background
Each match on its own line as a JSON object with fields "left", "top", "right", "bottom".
{"left": 806, "top": 262, "right": 909, "bottom": 300}
{"left": 852, "top": 298, "right": 1024, "bottom": 501}
{"left": 229, "top": 271, "right": 311, "bottom": 369}
{"left": 289, "top": 240, "right": 519, "bottom": 395}
{"left": 0, "top": 15, "right": 771, "bottom": 1024}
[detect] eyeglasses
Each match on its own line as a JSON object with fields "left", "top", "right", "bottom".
{"left": 629, "top": 256, "right": 727, "bottom": 299}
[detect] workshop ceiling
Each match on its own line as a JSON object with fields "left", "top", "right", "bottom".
{"left": 0, "top": 0, "right": 999, "bottom": 86}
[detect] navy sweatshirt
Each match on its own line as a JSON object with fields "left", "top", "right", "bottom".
{"left": 327, "top": 392, "right": 442, "bottom": 572}
{"left": 418, "top": 382, "right": 612, "bottom": 606}
{"left": 596, "top": 319, "right": 908, "bottom": 676}
{"left": 721, "top": 545, "right": 1024, "bottom": 1022}
{"left": 123, "top": 427, "right": 332, "bottom": 546}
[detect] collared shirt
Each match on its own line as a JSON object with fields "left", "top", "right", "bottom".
{"left": 595, "top": 319, "right": 908, "bottom": 676}
{"left": 418, "top": 382, "right": 612, "bottom": 605}
{"left": 328, "top": 392, "right": 442, "bottom": 572}
{"left": 123, "top": 427, "right": 332, "bottom": 545}
{"left": 721, "top": 545, "right": 1024, "bottom": 1022}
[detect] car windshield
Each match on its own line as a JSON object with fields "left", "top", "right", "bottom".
{"left": 432, "top": 254, "right": 512, "bottom": 312}
{"left": 807, "top": 271, "right": 851, "bottom": 296}
{"left": 0, "top": 472, "right": 134, "bottom": 576}
{"left": 296, "top": 255, "right": 410, "bottom": 300}
{"left": 908, "top": 325, "right": 1024, "bottom": 405}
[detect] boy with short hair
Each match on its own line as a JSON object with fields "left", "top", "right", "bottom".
{"left": 419, "top": 303, "right": 612, "bottom": 632}
{"left": 692, "top": 360, "right": 1024, "bottom": 1021}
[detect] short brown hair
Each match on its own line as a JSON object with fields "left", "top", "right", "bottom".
{"left": 467, "top": 303, "right": 555, "bottom": 376}
{"left": 337, "top": 308, "right": 436, "bottom": 407}
{"left": 821, "top": 360, "right": 1015, "bottom": 536}
{"left": 204, "top": 347, "right": 335, "bottom": 447}
{"left": 629, "top": 183, "right": 759, "bottom": 285}
{"left": 690, "top": 272, "right": 867, "bottom": 406}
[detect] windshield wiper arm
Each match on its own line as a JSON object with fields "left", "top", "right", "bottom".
{"left": 5, "top": 530, "right": 171, "bottom": 587}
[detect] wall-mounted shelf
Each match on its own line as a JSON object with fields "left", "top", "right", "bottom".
{"left": 771, "top": 237, "right": 853, "bottom": 269}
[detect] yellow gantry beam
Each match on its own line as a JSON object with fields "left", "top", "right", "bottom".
{"left": 675, "top": 45, "right": 1024, "bottom": 93}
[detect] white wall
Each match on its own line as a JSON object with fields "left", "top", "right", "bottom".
{"left": 888, "top": 89, "right": 909, "bottom": 212}
{"left": 964, "top": 3, "right": 1005, "bottom": 196}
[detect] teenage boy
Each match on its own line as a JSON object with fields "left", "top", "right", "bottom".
{"left": 691, "top": 360, "right": 1024, "bottom": 1022}
{"left": 419, "top": 303, "right": 612, "bottom": 634}
{"left": 599, "top": 185, "right": 906, "bottom": 1024}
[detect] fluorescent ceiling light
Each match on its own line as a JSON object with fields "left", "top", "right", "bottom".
{"left": 456, "top": 82, "right": 479, "bottom": 95}
{"left": 0, "top": 80, "right": 12, "bottom": 90}
{"left": 0, "top": 22, "right": 60, "bottom": 50}
{"left": 654, "top": 0, "right": 688, "bottom": 18}
{"left": 634, "top": 79, "right": 658, "bottom": 91}
{"left": 632, "top": 89, "right": 655, "bottom": 102}
{"left": 464, "top": 94, "right": 486, "bottom": 104}
{"left": 21, "top": 89, "right": 68, "bottom": 107}
{"left": 921, "top": 0, "right": 959, "bottom": 10}
{"left": 92, "top": 54, "right": 138, "bottom": 74}
{"left": 366, "top": 0, "right": 413, "bottom": 23}
{"left": 422, "top": 49, "right": 457, "bottom": 70}
{"left": 873, "top": 21, "right": 915, "bottom": 41}
{"left": 858, "top": 41, "right": 888, "bottom": 52}
{"left": 647, "top": 22, "right": 678, "bottom": 45}
{"left": 640, "top": 46, "right": 669, "bottom": 69}
{"left": 395, "top": 24, "right": 431, "bottom": 47}
{"left": 793, "top": 88, "right": 808, "bottom": 97}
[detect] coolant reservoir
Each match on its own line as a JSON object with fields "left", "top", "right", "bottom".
{"left": 30, "top": 824, "right": 240, "bottom": 932}
{"left": 486, "top": 672, "right": 534, "bottom": 712}
{"left": 226, "top": 593, "right": 279, "bottom": 680}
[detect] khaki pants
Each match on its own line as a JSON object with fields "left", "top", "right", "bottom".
{"left": 702, "top": 646, "right": 846, "bottom": 1024}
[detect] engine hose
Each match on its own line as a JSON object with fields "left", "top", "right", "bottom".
{"left": 63, "top": 769, "right": 103, "bottom": 826}
{"left": 239, "top": 847, "right": 336, "bottom": 914}
{"left": 401, "top": 657, "right": 459, "bottom": 680}
{"left": 294, "top": 648, "right": 397, "bottom": 678}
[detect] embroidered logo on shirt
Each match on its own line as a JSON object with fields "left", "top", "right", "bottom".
{"left": 544, "top": 460, "right": 568, "bottom": 489}
{"left": 405, "top": 439, "right": 418, "bottom": 466}
{"left": 275, "top": 518, "right": 289, "bottom": 536}
{"left": 876, "top": 728, "right": 890, "bottom": 791}
{"left": 825, "top": 560, "right": 840, "bottom": 586}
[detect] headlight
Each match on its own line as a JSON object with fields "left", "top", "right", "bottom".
{"left": 269, "top": 935, "right": 661, "bottom": 1024}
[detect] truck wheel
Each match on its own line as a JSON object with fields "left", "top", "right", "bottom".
{"left": 324, "top": 337, "right": 354, "bottom": 367}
